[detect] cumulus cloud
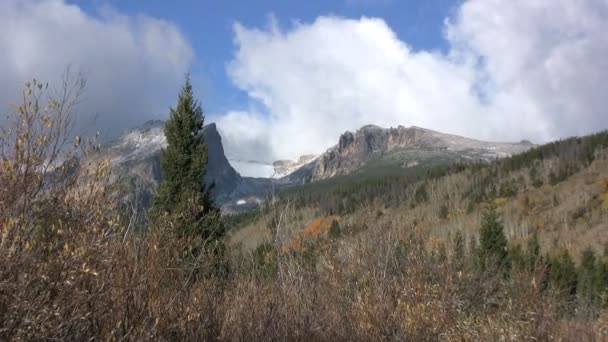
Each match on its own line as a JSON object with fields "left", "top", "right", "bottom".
{"left": 217, "top": 0, "right": 608, "bottom": 166}
{"left": 0, "top": 0, "right": 193, "bottom": 139}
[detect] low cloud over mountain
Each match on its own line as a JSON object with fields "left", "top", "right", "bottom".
{"left": 217, "top": 0, "right": 608, "bottom": 165}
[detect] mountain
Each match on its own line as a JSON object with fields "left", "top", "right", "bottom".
{"left": 102, "top": 120, "right": 279, "bottom": 213}
{"left": 284, "top": 125, "right": 534, "bottom": 183}
{"left": 102, "top": 121, "right": 533, "bottom": 213}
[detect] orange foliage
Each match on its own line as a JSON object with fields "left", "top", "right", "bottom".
{"left": 283, "top": 216, "right": 341, "bottom": 253}
{"left": 303, "top": 216, "right": 341, "bottom": 238}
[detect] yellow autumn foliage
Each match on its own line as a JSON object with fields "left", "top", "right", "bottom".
{"left": 600, "top": 178, "right": 608, "bottom": 193}
{"left": 494, "top": 197, "right": 508, "bottom": 206}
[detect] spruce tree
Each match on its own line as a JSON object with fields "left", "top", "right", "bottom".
{"left": 149, "top": 74, "right": 223, "bottom": 243}
{"left": 548, "top": 249, "right": 577, "bottom": 313}
{"left": 550, "top": 249, "right": 578, "bottom": 295}
{"left": 478, "top": 204, "right": 511, "bottom": 273}
{"left": 578, "top": 248, "right": 601, "bottom": 313}
{"left": 526, "top": 232, "right": 541, "bottom": 272}
{"left": 452, "top": 230, "right": 465, "bottom": 271}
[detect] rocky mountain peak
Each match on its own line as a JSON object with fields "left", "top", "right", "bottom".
{"left": 284, "top": 124, "right": 535, "bottom": 183}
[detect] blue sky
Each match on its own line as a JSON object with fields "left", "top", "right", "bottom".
{"left": 70, "top": 0, "right": 459, "bottom": 116}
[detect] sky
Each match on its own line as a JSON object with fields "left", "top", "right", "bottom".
{"left": 1, "top": 0, "right": 608, "bottom": 176}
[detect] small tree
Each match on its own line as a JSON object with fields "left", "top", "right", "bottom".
{"left": 549, "top": 250, "right": 577, "bottom": 291}
{"left": 439, "top": 204, "right": 449, "bottom": 220}
{"left": 526, "top": 232, "right": 541, "bottom": 272}
{"left": 149, "top": 74, "right": 223, "bottom": 249}
{"left": 328, "top": 219, "right": 341, "bottom": 239}
{"left": 469, "top": 234, "right": 478, "bottom": 267}
{"left": 548, "top": 249, "right": 578, "bottom": 313}
{"left": 578, "top": 247, "right": 601, "bottom": 315}
{"left": 478, "top": 204, "right": 511, "bottom": 274}
{"left": 452, "top": 230, "right": 465, "bottom": 271}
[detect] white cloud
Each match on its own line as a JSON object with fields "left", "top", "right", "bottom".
{"left": 0, "top": 0, "right": 193, "bottom": 138}
{"left": 218, "top": 0, "right": 608, "bottom": 170}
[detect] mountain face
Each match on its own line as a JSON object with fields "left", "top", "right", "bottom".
{"left": 284, "top": 125, "right": 534, "bottom": 183}
{"left": 103, "top": 120, "right": 278, "bottom": 213}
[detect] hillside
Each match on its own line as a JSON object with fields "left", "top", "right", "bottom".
{"left": 230, "top": 130, "right": 608, "bottom": 259}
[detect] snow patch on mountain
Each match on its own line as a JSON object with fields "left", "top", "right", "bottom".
{"left": 272, "top": 154, "right": 318, "bottom": 178}
{"left": 107, "top": 125, "right": 166, "bottom": 165}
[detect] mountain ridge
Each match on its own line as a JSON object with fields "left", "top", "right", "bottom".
{"left": 283, "top": 125, "right": 534, "bottom": 183}
{"left": 100, "top": 120, "right": 535, "bottom": 212}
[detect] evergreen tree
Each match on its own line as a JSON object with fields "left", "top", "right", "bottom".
{"left": 437, "top": 242, "right": 448, "bottom": 264}
{"left": 548, "top": 249, "right": 578, "bottom": 313}
{"left": 478, "top": 204, "right": 511, "bottom": 273}
{"left": 469, "top": 234, "right": 479, "bottom": 269}
{"left": 149, "top": 74, "right": 223, "bottom": 244}
{"left": 526, "top": 232, "right": 541, "bottom": 272}
{"left": 328, "top": 219, "right": 341, "bottom": 239}
{"left": 452, "top": 230, "right": 465, "bottom": 271}
{"left": 509, "top": 244, "right": 526, "bottom": 271}
{"left": 578, "top": 247, "right": 601, "bottom": 313}
{"left": 597, "top": 259, "right": 608, "bottom": 306}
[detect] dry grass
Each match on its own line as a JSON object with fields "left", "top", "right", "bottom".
{"left": 4, "top": 218, "right": 608, "bottom": 341}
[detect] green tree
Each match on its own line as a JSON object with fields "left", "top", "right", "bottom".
{"left": 478, "top": 204, "right": 511, "bottom": 273}
{"left": 548, "top": 249, "right": 577, "bottom": 297}
{"left": 578, "top": 247, "right": 601, "bottom": 314}
{"left": 509, "top": 244, "right": 526, "bottom": 271}
{"left": 328, "top": 219, "right": 341, "bottom": 239}
{"left": 252, "top": 243, "right": 278, "bottom": 278}
{"left": 469, "top": 234, "right": 479, "bottom": 268}
{"left": 546, "top": 249, "right": 577, "bottom": 314}
{"left": 526, "top": 232, "right": 541, "bottom": 272}
{"left": 149, "top": 74, "right": 223, "bottom": 244}
{"left": 439, "top": 204, "right": 449, "bottom": 220}
{"left": 452, "top": 230, "right": 465, "bottom": 271}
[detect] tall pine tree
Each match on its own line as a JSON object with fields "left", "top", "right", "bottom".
{"left": 149, "top": 74, "right": 223, "bottom": 243}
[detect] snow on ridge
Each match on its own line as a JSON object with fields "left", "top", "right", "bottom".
{"left": 108, "top": 127, "right": 167, "bottom": 165}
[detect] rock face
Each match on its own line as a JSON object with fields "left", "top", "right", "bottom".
{"left": 285, "top": 125, "right": 534, "bottom": 183}
{"left": 102, "top": 120, "right": 278, "bottom": 213}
